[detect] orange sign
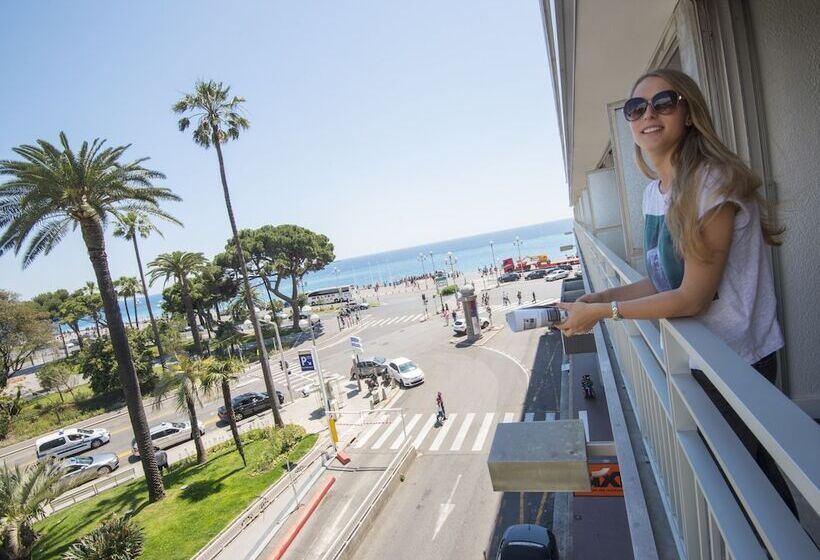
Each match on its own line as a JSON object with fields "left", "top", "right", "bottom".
{"left": 574, "top": 462, "right": 623, "bottom": 497}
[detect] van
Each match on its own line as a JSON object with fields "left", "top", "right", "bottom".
{"left": 35, "top": 428, "right": 111, "bottom": 461}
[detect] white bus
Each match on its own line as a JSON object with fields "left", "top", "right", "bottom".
{"left": 307, "top": 286, "right": 353, "bottom": 306}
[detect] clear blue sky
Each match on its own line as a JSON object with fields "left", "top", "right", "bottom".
{"left": 0, "top": 1, "right": 569, "bottom": 299}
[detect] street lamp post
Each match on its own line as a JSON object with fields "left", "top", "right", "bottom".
{"left": 299, "top": 315, "right": 336, "bottom": 451}
{"left": 253, "top": 313, "right": 295, "bottom": 403}
{"left": 489, "top": 241, "right": 496, "bottom": 272}
{"left": 445, "top": 252, "right": 458, "bottom": 284}
{"left": 513, "top": 236, "right": 523, "bottom": 272}
{"left": 417, "top": 253, "right": 428, "bottom": 288}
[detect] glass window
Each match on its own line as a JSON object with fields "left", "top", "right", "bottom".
{"left": 67, "top": 434, "right": 83, "bottom": 441}
{"left": 399, "top": 362, "right": 417, "bottom": 373}
{"left": 40, "top": 437, "right": 66, "bottom": 452}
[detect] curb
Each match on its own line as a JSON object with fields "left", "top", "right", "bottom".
{"left": 266, "top": 475, "right": 336, "bottom": 560}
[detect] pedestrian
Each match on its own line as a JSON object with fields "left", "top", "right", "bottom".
{"left": 451, "top": 309, "right": 457, "bottom": 322}
{"left": 556, "top": 68, "right": 796, "bottom": 515}
{"left": 445, "top": 303, "right": 449, "bottom": 313}
{"left": 517, "top": 291, "right": 522, "bottom": 305}
{"left": 532, "top": 291, "right": 537, "bottom": 303}
{"left": 436, "top": 391, "right": 446, "bottom": 420}
{"left": 155, "top": 448, "right": 169, "bottom": 474}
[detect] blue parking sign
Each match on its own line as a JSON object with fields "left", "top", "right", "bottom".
{"left": 298, "top": 351, "right": 315, "bottom": 372}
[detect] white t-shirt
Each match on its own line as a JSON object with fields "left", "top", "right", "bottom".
{"left": 642, "top": 168, "right": 784, "bottom": 364}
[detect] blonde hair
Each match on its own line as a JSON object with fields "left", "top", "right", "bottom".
{"left": 631, "top": 68, "right": 782, "bottom": 261}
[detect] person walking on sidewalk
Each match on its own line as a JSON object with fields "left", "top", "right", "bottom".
{"left": 451, "top": 309, "right": 457, "bottom": 322}
{"left": 532, "top": 291, "right": 537, "bottom": 303}
{"left": 155, "top": 448, "right": 169, "bottom": 474}
{"left": 436, "top": 391, "right": 447, "bottom": 421}
{"left": 517, "top": 291, "right": 522, "bottom": 306}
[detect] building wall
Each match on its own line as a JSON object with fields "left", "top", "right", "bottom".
{"left": 747, "top": 0, "right": 820, "bottom": 413}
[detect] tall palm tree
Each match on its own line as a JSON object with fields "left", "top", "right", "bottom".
{"left": 174, "top": 80, "right": 283, "bottom": 428}
{"left": 147, "top": 251, "right": 207, "bottom": 355}
{"left": 0, "top": 459, "right": 68, "bottom": 559}
{"left": 202, "top": 356, "right": 246, "bottom": 466}
{"left": 0, "top": 132, "right": 174, "bottom": 503}
{"left": 153, "top": 356, "right": 209, "bottom": 464}
{"left": 114, "top": 277, "right": 136, "bottom": 329}
{"left": 113, "top": 210, "right": 180, "bottom": 370}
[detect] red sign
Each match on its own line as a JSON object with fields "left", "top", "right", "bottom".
{"left": 574, "top": 462, "right": 623, "bottom": 497}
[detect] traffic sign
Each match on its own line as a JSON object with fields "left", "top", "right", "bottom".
{"left": 350, "top": 336, "right": 363, "bottom": 352}
{"left": 435, "top": 276, "right": 447, "bottom": 288}
{"left": 298, "top": 351, "right": 315, "bottom": 372}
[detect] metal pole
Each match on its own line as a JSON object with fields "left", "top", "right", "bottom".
{"left": 271, "top": 319, "right": 294, "bottom": 403}
{"left": 307, "top": 323, "right": 336, "bottom": 452}
{"left": 401, "top": 409, "right": 407, "bottom": 441}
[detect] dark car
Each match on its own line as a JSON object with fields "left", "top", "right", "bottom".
{"left": 525, "top": 269, "right": 548, "bottom": 280}
{"left": 217, "top": 391, "right": 284, "bottom": 422}
{"left": 556, "top": 264, "right": 573, "bottom": 271}
{"left": 498, "top": 272, "right": 521, "bottom": 283}
{"left": 351, "top": 355, "right": 388, "bottom": 380}
{"left": 496, "top": 524, "right": 558, "bottom": 559}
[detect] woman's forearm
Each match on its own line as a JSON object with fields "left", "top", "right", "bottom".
{"left": 617, "top": 287, "right": 703, "bottom": 320}
{"left": 597, "top": 278, "right": 657, "bottom": 303}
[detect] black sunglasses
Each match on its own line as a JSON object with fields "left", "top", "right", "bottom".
{"left": 623, "top": 90, "right": 684, "bottom": 121}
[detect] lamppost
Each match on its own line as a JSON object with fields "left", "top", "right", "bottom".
{"left": 429, "top": 251, "right": 435, "bottom": 274}
{"left": 248, "top": 312, "right": 295, "bottom": 403}
{"left": 489, "top": 241, "right": 496, "bottom": 272}
{"left": 333, "top": 267, "right": 343, "bottom": 305}
{"left": 417, "top": 253, "right": 428, "bottom": 288}
{"left": 299, "top": 314, "right": 336, "bottom": 451}
{"left": 445, "top": 252, "right": 458, "bottom": 284}
{"left": 513, "top": 236, "right": 523, "bottom": 271}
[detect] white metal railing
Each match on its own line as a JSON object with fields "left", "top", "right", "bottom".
{"left": 575, "top": 222, "right": 820, "bottom": 560}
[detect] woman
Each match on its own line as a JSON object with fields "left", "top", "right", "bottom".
{"left": 557, "top": 68, "right": 795, "bottom": 513}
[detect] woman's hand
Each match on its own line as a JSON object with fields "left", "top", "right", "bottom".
{"left": 556, "top": 301, "right": 609, "bottom": 336}
{"left": 576, "top": 291, "right": 603, "bottom": 304}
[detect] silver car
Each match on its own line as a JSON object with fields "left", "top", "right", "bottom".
{"left": 131, "top": 420, "right": 205, "bottom": 457}
{"left": 59, "top": 453, "right": 120, "bottom": 482}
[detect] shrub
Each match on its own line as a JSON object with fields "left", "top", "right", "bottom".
{"left": 280, "top": 424, "right": 306, "bottom": 453}
{"left": 61, "top": 514, "right": 144, "bottom": 560}
{"left": 440, "top": 284, "right": 459, "bottom": 296}
{"left": 76, "top": 330, "right": 156, "bottom": 396}
{"left": 251, "top": 424, "right": 307, "bottom": 474}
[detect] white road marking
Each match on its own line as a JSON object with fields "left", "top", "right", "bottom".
{"left": 471, "top": 413, "right": 495, "bottom": 451}
{"left": 477, "top": 346, "right": 530, "bottom": 383}
{"left": 412, "top": 313, "right": 424, "bottom": 321}
{"left": 390, "top": 413, "right": 422, "bottom": 449}
{"left": 384, "top": 317, "right": 398, "bottom": 325}
{"left": 371, "top": 415, "right": 403, "bottom": 449}
{"left": 412, "top": 414, "right": 437, "bottom": 449}
{"left": 433, "top": 474, "right": 462, "bottom": 541}
{"left": 579, "top": 410, "right": 590, "bottom": 442}
{"left": 450, "top": 413, "right": 475, "bottom": 451}
{"left": 353, "top": 414, "right": 387, "bottom": 448}
{"left": 503, "top": 412, "right": 515, "bottom": 423}
{"left": 545, "top": 412, "right": 556, "bottom": 421}
{"left": 524, "top": 412, "right": 535, "bottom": 422}
{"left": 429, "top": 413, "right": 458, "bottom": 451}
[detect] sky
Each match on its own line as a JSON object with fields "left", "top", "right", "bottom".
{"left": 0, "top": 1, "right": 569, "bottom": 299}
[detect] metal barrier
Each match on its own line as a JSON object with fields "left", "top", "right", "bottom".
{"left": 49, "top": 467, "right": 137, "bottom": 513}
{"left": 575, "top": 222, "right": 819, "bottom": 559}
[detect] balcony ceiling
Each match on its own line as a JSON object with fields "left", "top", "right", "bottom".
{"left": 567, "top": 0, "right": 676, "bottom": 202}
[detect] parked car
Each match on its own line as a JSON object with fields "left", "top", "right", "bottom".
{"left": 525, "top": 269, "right": 548, "bottom": 280}
{"left": 131, "top": 420, "right": 205, "bottom": 457}
{"left": 299, "top": 312, "right": 321, "bottom": 325}
{"left": 217, "top": 391, "right": 285, "bottom": 422}
{"left": 453, "top": 316, "right": 491, "bottom": 336}
{"left": 387, "top": 358, "right": 425, "bottom": 388}
{"left": 351, "top": 355, "right": 388, "bottom": 380}
{"left": 59, "top": 453, "right": 120, "bottom": 482}
{"left": 496, "top": 524, "right": 558, "bottom": 559}
{"left": 36, "top": 428, "right": 111, "bottom": 461}
{"left": 545, "top": 269, "right": 570, "bottom": 282}
{"left": 345, "top": 301, "right": 369, "bottom": 311}
{"left": 574, "top": 268, "right": 583, "bottom": 278}
{"left": 498, "top": 272, "right": 521, "bottom": 283}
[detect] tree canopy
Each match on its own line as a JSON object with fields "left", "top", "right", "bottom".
{"left": 0, "top": 291, "right": 53, "bottom": 388}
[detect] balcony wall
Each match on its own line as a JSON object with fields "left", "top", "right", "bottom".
{"left": 576, "top": 222, "right": 820, "bottom": 559}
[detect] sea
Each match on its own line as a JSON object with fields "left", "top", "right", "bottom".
{"left": 71, "top": 218, "right": 573, "bottom": 331}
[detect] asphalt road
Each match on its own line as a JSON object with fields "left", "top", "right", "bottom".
{"left": 270, "top": 276, "right": 567, "bottom": 560}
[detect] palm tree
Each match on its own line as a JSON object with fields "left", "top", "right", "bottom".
{"left": 0, "top": 132, "right": 174, "bottom": 502}
{"left": 0, "top": 459, "right": 68, "bottom": 559}
{"left": 202, "top": 357, "right": 246, "bottom": 466}
{"left": 174, "top": 80, "right": 283, "bottom": 428}
{"left": 147, "top": 251, "right": 207, "bottom": 356}
{"left": 113, "top": 211, "right": 180, "bottom": 370}
{"left": 114, "top": 277, "right": 136, "bottom": 328}
{"left": 153, "top": 356, "right": 209, "bottom": 464}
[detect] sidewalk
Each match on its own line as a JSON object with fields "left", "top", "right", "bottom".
{"left": 193, "top": 381, "right": 404, "bottom": 560}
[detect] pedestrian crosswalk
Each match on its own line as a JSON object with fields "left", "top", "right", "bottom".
{"left": 358, "top": 313, "right": 428, "bottom": 329}
{"left": 348, "top": 410, "right": 558, "bottom": 454}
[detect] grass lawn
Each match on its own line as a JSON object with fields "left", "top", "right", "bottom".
{"left": 0, "top": 384, "right": 125, "bottom": 449}
{"left": 33, "top": 433, "right": 319, "bottom": 559}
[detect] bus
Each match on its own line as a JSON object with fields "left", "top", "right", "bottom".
{"left": 307, "top": 286, "right": 353, "bottom": 306}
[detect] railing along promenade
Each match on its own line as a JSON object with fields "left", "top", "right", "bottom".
{"left": 575, "top": 223, "right": 819, "bottom": 559}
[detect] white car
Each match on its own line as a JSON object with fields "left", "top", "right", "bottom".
{"left": 545, "top": 269, "right": 570, "bottom": 282}
{"left": 387, "top": 358, "right": 425, "bottom": 388}
{"left": 131, "top": 420, "right": 205, "bottom": 457}
{"left": 453, "top": 316, "right": 491, "bottom": 336}
{"left": 35, "top": 428, "right": 111, "bottom": 461}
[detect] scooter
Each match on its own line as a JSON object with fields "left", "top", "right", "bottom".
{"left": 581, "top": 374, "right": 596, "bottom": 399}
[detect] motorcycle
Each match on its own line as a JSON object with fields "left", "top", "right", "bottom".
{"left": 581, "top": 374, "right": 596, "bottom": 399}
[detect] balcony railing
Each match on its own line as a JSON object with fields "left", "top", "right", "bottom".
{"left": 575, "top": 222, "right": 820, "bottom": 559}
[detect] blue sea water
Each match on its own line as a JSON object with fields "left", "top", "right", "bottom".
{"left": 74, "top": 218, "right": 573, "bottom": 331}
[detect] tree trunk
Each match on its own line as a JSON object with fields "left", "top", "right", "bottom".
{"left": 122, "top": 295, "right": 134, "bottom": 328}
{"left": 94, "top": 314, "right": 101, "bottom": 337}
{"left": 133, "top": 293, "right": 139, "bottom": 329}
{"left": 69, "top": 322, "right": 84, "bottom": 349}
{"left": 185, "top": 391, "right": 207, "bottom": 464}
{"left": 58, "top": 326, "right": 69, "bottom": 359}
{"left": 291, "top": 276, "right": 300, "bottom": 329}
{"left": 222, "top": 379, "right": 245, "bottom": 466}
{"left": 180, "top": 277, "right": 203, "bottom": 355}
{"left": 133, "top": 235, "right": 166, "bottom": 369}
{"left": 79, "top": 217, "right": 165, "bottom": 502}
{"left": 213, "top": 133, "right": 283, "bottom": 428}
